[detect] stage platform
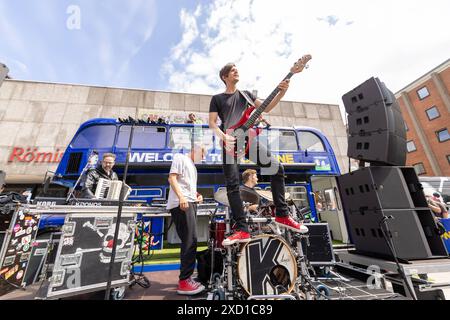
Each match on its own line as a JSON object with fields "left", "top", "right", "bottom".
{"left": 0, "top": 269, "right": 409, "bottom": 300}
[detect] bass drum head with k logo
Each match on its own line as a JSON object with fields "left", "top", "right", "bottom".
{"left": 237, "top": 234, "right": 297, "bottom": 296}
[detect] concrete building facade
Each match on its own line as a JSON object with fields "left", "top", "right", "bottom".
{"left": 0, "top": 79, "right": 349, "bottom": 186}
{"left": 396, "top": 59, "right": 450, "bottom": 177}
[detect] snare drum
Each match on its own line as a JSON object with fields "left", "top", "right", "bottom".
{"left": 237, "top": 234, "right": 297, "bottom": 296}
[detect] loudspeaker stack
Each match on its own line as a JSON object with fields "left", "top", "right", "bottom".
{"left": 342, "top": 77, "right": 406, "bottom": 166}
{"left": 338, "top": 77, "right": 447, "bottom": 261}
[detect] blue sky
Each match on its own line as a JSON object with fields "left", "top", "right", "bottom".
{"left": 1, "top": 0, "right": 449, "bottom": 107}
{"left": 0, "top": 0, "right": 201, "bottom": 91}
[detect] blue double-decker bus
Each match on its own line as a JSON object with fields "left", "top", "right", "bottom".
{"left": 45, "top": 118, "right": 348, "bottom": 246}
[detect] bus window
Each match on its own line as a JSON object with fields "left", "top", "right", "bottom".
{"left": 194, "top": 128, "right": 214, "bottom": 151}
{"left": 285, "top": 186, "right": 308, "bottom": 208}
{"left": 197, "top": 186, "right": 215, "bottom": 200}
{"left": 117, "top": 126, "right": 166, "bottom": 149}
{"left": 70, "top": 125, "right": 116, "bottom": 148}
{"left": 169, "top": 127, "right": 192, "bottom": 150}
{"left": 298, "top": 131, "right": 325, "bottom": 152}
{"left": 214, "top": 135, "right": 223, "bottom": 150}
{"left": 258, "top": 129, "right": 299, "bottom": 151}
{"left": 319, "top": 188, "right": 338, "bottom": 211}
{"left": 169, "top": 127, "right": 215, "bottom": 151}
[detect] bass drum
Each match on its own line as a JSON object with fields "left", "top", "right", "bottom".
{"left": 237, "top": 234, "right": 297, "bottom": 296}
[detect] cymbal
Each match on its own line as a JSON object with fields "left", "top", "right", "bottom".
{"left": 214, "top": 188, "right": 262, "bottom": 206}
{"left": 254, "top": 190, "right": 291, "bottom": 202}
{"left": 239, "top": 188, "right": 260, "bottom": 205}
{"left": 255, "top": 190, "right": 273, "bottom": 202}
{"left": 214, "top": 189, "right": 229, "bottom": 206}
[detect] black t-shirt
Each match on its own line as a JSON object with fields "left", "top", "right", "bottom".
{"left": 209, "top": 90, "right": 257, "bottom": 131}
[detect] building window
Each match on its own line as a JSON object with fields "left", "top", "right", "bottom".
{"left": 436, "top": 129, "right": 450, "bottom": 143}
{"left": 407, "top": 140, "right": 417, "bottom": 153}
{"left": 426, "top": 106, "right": 440, "bottom": 121}
{"left": 417, "top": 87, "right": 430, "bottom": 100}
{"left": 413, "top": 163, "right": 426, "bottom": 176}
{"left": 447, "top": 155, "right": 450, "bottom": 165}
{"left": 405, "top": 122, "right": 409, "bottom": 131}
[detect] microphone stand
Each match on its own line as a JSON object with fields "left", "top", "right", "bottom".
{"left": 379, "top": 216, "right": 418, "bottom": 300}
{"left": 66, "top": 150, "right": 98, "bottom": 202}
{"left": 104, "top": 119, "right": 136, "bottom": 300}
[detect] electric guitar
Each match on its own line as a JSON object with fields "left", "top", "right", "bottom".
{"left": 224, "top": 54, "right": 312, "bottom": 158}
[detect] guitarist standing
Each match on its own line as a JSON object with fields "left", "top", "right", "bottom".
{"left": 209, "top": 61, "right": 309, "bottom": 246}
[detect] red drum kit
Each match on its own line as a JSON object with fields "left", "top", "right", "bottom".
{"left": 204, "top": 189, "right": 330, "bottom": 300}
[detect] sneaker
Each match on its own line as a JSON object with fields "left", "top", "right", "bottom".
{"left": 222, "top": 231, "right": 251, "bottom": 246}
{"left": 275, "top": 216, "right": 309, "bottom": 233}
{"left": 177, "top": 277, "right": 205, "bottom": 295}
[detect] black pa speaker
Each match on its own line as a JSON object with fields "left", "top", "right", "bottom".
{"left": 337, "top": 166, "right": 447, "bottom": 261}
{"left": 337, "top": 167, "right": 427, "bottom": 212}
{"left": 343, "top": 77, "right": 407, "bottom": 166}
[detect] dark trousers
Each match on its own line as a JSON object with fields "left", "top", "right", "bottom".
{"left": 170, "top": 203, "right": 198, "bottom": 281}
{"left": 222, "top": 140, "right": 289, "bottom": 233}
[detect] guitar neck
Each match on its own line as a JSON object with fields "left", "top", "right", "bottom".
{"left": 243, "top": 72, "right": 294, "bottom": 130}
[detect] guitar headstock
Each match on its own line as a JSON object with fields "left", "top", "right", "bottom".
{"left": 290, "top": 54, "right": 312, "bottom": 74}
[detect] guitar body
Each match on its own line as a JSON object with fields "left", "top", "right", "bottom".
{"left": 225, "top": 106, "right": 262, "bottom": 158}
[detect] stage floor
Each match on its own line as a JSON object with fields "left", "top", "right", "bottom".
{"left": 0, "top": 269, "right": 412, "bottom": 300}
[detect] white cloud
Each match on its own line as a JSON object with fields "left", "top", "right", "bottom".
{"left": 78, "top": 0, "right": 158, "bottom": 85}
{"left": 163, "top": 0, "right": 450, "bottom": 118}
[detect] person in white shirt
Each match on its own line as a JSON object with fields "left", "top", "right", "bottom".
{"left": 167, "top": 143, "right": 206, "bottom": 295}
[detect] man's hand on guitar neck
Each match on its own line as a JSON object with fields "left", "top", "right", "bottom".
{"left": 277, "top": 79, "right": 290, "bottom": 96}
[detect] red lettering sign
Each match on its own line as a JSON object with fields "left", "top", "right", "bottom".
{"left": 8, "top": 147, "right": 64, "bottom": 164}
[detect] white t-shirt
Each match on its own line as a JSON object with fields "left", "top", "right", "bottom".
{"left": 166, "top": 153, "right": 198, "bottom": 210}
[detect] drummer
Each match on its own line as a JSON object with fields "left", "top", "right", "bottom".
{"left": 239, "top": 169, "right": 261, "bottom": 214}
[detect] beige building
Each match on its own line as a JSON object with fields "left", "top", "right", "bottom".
{"left": 0, "top": 79, "right": 349, "bottom": 187}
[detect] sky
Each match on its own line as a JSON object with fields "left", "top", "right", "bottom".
{"left": 1, "top": 0, "right": 449, "bottom": 112}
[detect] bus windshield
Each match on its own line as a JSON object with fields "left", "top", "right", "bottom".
{"left": 71, "top": 125, "right": 116, "bottom": 148}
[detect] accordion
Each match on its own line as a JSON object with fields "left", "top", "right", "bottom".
{"left": 94, "top": 178, "right": 131, "bottom": 200}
